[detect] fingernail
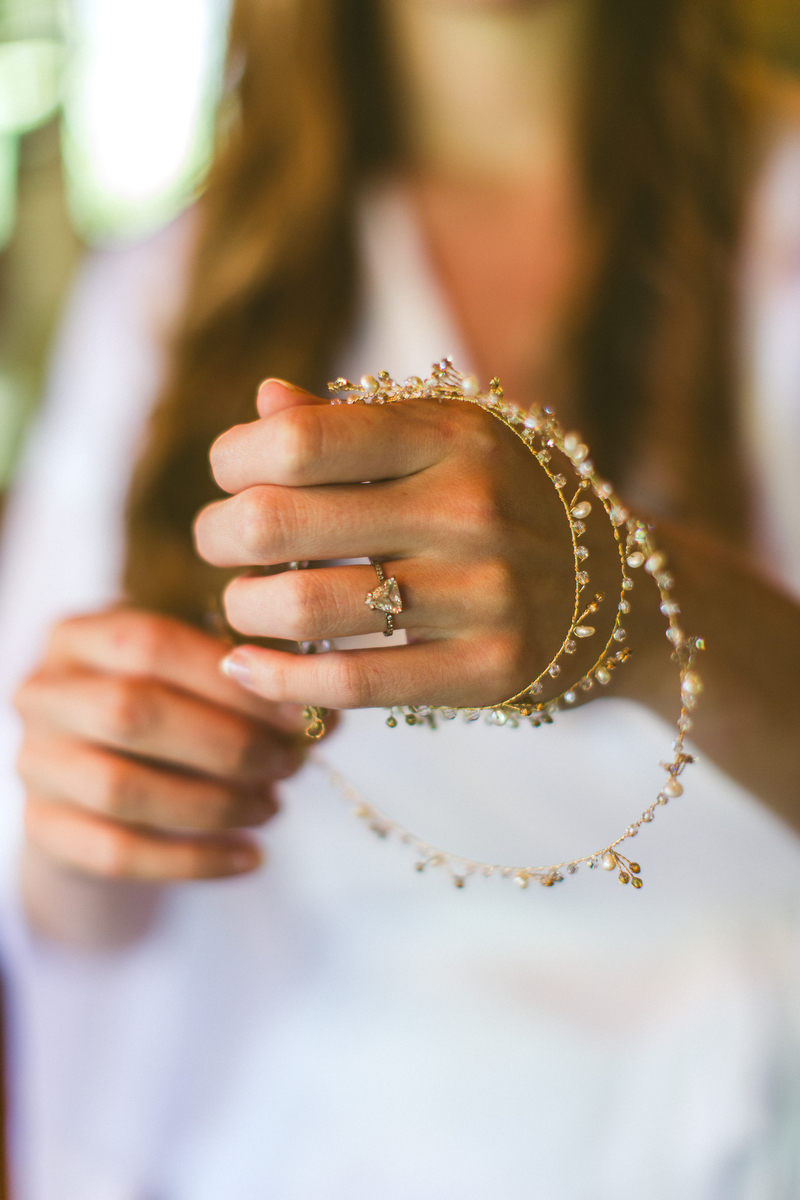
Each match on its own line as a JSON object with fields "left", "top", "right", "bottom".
{"left": 258, "top": 378, "right": 312, "bottom": 396}
{"left": 221, "top": 652, "right": 253, "bottom": 687}
{"left": 276, "top": 702, "right": 308, "bottom": 730}
{"left": 229, "top": 844, "right": 263, "bottom": 873}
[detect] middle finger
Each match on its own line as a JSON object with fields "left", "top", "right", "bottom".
{"left": 195, "top": 468, "right": 485, "bottom": 569}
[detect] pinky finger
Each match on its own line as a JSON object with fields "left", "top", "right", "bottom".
{"left": 25, "top": 796, "right": 264, "bottom": 882}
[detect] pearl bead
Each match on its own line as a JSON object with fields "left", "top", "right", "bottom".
{"left": 461, "top": 374, "right": 480, "bottom": 396}
{"left": 563, "top": 432, "right": 580, "bottom": 453}
{"left": 514, "top": 873, "right": 529, "bottom": 889}
{"left": 601, "top": 852, "right": 617, "bottom": 871}
{"left": 663, "top": 777, "right": 683, "bottom": 797}
{"left": 405, "top": 376, "right": 423, "bottom": 388}
{"left": 574, "top": 625, "right": 595, "bottom": 638}
{"left": 626, "top": 552, "right": 645, "bottom": 568}
{"left": 681, "top": 671, "right": 703, "bottom": 695}
{"left": 360, "top": 374, "right": 379, "bottom": 395}
{"left": 645, "top": 552, "right": 665, "bottom": 574}
{"left": 571, "top": 501, "right": 592, "bottom": 519}
{"left": 595, "top": 667, "right": 611, "bottom": 684}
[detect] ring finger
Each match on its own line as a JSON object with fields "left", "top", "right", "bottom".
{"left": 223, "top": 560, "right": 506, "bottom": 642}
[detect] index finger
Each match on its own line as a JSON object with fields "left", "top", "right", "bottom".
{"left": 210, "top": 394, "right": 458, "bottom": 494}
{"left": 46, "top": 609, "right": 306, "bottom": 733}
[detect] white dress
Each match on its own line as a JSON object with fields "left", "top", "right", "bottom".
{"left": 1, "top": 148, "right": 800, "bottom": 1200}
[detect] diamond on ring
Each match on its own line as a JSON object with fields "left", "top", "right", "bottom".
{"left": 366, "top": 561, "right": 402, "bottom": 636}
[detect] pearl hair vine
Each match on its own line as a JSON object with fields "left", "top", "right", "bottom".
{"left": 298, "top": 360, "right": 705, "bottom": 890}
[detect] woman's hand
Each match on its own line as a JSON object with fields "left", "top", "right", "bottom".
{"left": 195, "top": 378, "right": 608, "bottom": 709}
{"left": 15, "top": 608, "right": 308, "bottom": 883}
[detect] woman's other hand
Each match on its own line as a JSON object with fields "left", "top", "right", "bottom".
{"left": 15, "top": 608, "right": 308, "bottom": 888}
{"left": 195, "top": 378, "right": 611, "bottom": 710}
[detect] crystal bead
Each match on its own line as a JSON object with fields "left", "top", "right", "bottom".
{"left": 622, "top": 579, "right": 634, "bottom": 590}
{"left": 666, "top": 627, "right": 683, "bottom": 643}
{"left": 631, "top": 877, "right": 643, "bottom": 888}
{"left": 440, "top": 707, "right": 457, "bottom": 720}
{"left": 613, "top": 628, "right": 627, "bottom": 641}
{"left": 566, "top": 863, "right": 578, "bottom": 874}
{"left": 572, "top": 520, "right": 586, "bottom": 535}
{"left": 610, "top": 507, "right": 628, "bottom": 526}
{"left": 576, "top": 546, "right": 589, "bottom": 560}
{"left": 642, "top": 811, "right": 654, "bottom": 822}
{"left": 579, "top": 678, "right": 592, "bottom": 691}
{"left": 619, "top": 872, "right": 630, "bottom": 884}
{"left": 626, "top": 552, "right": 645, "bottom": 568}
{"left": 564, "top": 691, "right": 577, "bottom": 704}
{"left": 553, "top": 474, "right": 566, "bottom": 489}
{"left": 577, "top": 571, "right": 590, "bottom": 586}
{"left": 386, "top": 715, "right": 397, "bottom": 727}
{"left": 549, "top": 663, "right": 561, "bottom": 677}
{"left": 532, "top": 682, "right": 544, "bottom": 694}
{"left": 595, "top": 667, "right": 611, "bottom": 684}
{"left": 453, "top": 877, "right": 465, "bottom": 888}
{"left": 523, "top": 415, "right": 542, "bottom": 430}
{"left": 571, "top": 501, "right": 592, "bottom": 520}
{"left": 464, "top": 709, "right": 480, "bottom": 721}
{"left": 564, "top": 640, "right": 577, "bottom": 654}
{"left": 619, "top": 600, "right": 630, "bottom": 613}
{"left": 574, "top": 625, "right": 595, "bottom": 637}
{"left": 678, "top": 715, "right": 692, "bottom": 731}
{"left": 405, "top": 376, "right": 423, "bottom": 388}
{"left": 626, "top": 825, "right": 638, "bottom": 836}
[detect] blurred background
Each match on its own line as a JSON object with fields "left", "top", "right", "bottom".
{"left": 0, "top": 0, "right": 797, "bottom": 499}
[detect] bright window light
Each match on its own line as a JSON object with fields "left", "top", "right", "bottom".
{"left": 62, "top": 0, "right": 230, "bottom": 243}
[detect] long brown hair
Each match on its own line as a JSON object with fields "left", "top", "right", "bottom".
{"left": 125, "top": 0, "right": 753, "bottom": 625}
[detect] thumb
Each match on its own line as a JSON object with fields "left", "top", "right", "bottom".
{"left": 255, "top": 378, "right": 326, "bottom": 419}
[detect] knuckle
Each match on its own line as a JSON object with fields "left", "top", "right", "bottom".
{"left": 93, "top": 754, "right": 139, "bottom": 817}
{"left": 101, "top": 677, "right": 155, "bottom": 743}
{"left": 90, "top": 824, "right": 138, "bottom": 878}
{"left": 107, "top": 610, "right": 170, "bottom": 676}
{"left": 237, "top": 488, "right": 276, "bottom": 560}
{"left": 478, "top": 559, "right": 518, "bottom": 621}
{"left": 280, "top": 571, "right": 325, "bottom": 638}
{"left": 327, "top": 655, "right": 375, "bottom": 708}
{"left": 446, "top": 476, "right": 504, "bottom": 543}
{"left": 272, "top": 409, "right": 322, "bottom": 483}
